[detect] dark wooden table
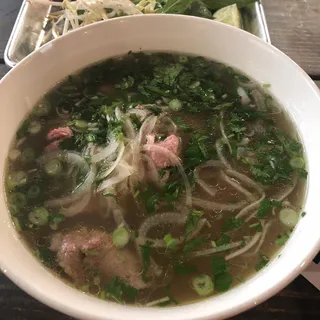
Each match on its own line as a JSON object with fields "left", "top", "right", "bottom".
{"left": 0, "top": 1, "right": 320, "bottom": 319}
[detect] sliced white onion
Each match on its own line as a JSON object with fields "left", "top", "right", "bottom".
{"left": 60, "top": 192, "right": 91, "bottom": 217}
{"left": 97, "top": 161, "right": 134, "bottom": 193}
{"left": 225, "top": 232, "right": 262, "bottom": 261}
{"left": 142, "top": 154, "right": 160, "bottom": 185}
{"left": 97, "top": 141, "right": 125, "bottom": 180}
{"left": 237, "top": 87, "right": 251, "bottom": 105}
{"left": 91, "top": 140, "right": 119, "bottom": 164}
{"left": 127, "top": 108, "right": 149, "bottom": 121}
{"left": 138, "top": 115, "right": 157, "bottom": 144}
{"left": 45, "top": 164, "right": 97, "bottom": 208}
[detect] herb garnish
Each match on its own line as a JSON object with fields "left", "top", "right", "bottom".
{"left": 211, "top": 256, "right": 232, "bottom": 292}
{"left": 105, "top": 277, "right": 138, "bottom": 303}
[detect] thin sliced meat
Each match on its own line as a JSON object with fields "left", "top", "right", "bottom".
{"left": 50, "top": 228, "right": 149, "bottom": 289}
{"left": 47, "top": 127, "right": 73, "bottom": 140}
{"left": 146, "top": 134, "right": 180, "bottom": 168}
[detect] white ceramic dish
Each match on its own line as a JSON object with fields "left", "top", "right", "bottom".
{"left": 0, "top": 14, "right": 320, "bottom": 320}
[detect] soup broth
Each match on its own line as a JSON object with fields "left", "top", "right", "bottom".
{"left": 5, "top": 53, "right": 307, "bottom": 306}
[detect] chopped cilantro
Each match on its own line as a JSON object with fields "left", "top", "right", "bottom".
{"left": 185, "top": 209, "right": 204, "bottom": 239}
{"left": 301, "top": 211, "right": 306, "bottom": 217}
{"left": 211, "top": 257, "right": 232, "bottom": 292}
{"left": 215, "top": 234, "right": 231, "bottom": 246}
{"left": 221, "top": 217, "right": 244, "bottom": 233}
{"left": 105, "top": 277, "right": 138, "bottom": 303}
{"left": 255, "top": 252, "right": 270, "bottom": 271}
{"left": 257, "top": 199, "right": 281, "bottom": 219}
{"left": 183, "top": 238, "right": 206, "bottom": 254}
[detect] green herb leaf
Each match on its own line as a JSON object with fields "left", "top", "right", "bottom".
{"left": 140, "top": 243, "right": 152, "bottom": 282}
{"left": 257, "top": 199, "right": 281, "bottom": 219}
{"left": 211, "top": 256, "right": 229, "bottom": 276}
{"left": 185, "top": 209, "right": 204, "bottom": 239}
{"left": 158, "top": 0, "right": 194, "bottom": 14}
{"left": 105, "top": 277, "right": 138, "bottom": 303}
{"left": 221, "top": 217, "right": 244, "bottom": 233}
{"left": 215, "top": 234, "right": 231, "bottom": 246}
{"left": 215, "top": 272, "right": 233, "bottom": 292}
{"left": 183, "top": 237, "right": 206, "bottom": 254}
{"left": 255, "top": 252, "right": 270, "bottom": 271}
{"left": 301, "top": 211, "right": 307, "bottom": 217}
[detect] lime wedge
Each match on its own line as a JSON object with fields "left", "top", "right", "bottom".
{"left": 212, "top": 4, "right": 242, "bottom": 28}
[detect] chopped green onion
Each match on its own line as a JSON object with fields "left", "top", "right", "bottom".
{"left": 191, "top": 275, "right": 214, "bottom": 296}
{"left": 28, "top": 121, "right": 42, "bottom": 134}
{"left": 34, "top": 101, "right": 51, "bottom": 116}
{"left": 74, "top": 120, "right": 88, "bottom": 130}
{"left": 10, "top": 192, "right": 27, "bottom": 208}
{"left": 211, "top": 241, "right": 217, "bottom": 248}
{"left": 21, "top": 148, "right": 35, "bottom": 163}
{"left": 44, "top": 159, "right": 62, "bottom": 176}
{"left": 279, "top": 208, "right": 299, "bottom": 228}
{"left": 290, "top": 157, "right": 305, "bottom": 169}
{"left": 164, "top": 234, "right": 177, "bottom": 250}
{"left": 8, "top": 149, "right": 21, "bottom": 161}
{"left": 112, "top": 227, "right": 130, "bottom": 248}
{"left": 28, "top": 207, "right": 49, "bottom": 226}
{"left": 27, "top": 185, "right": 41, "bottom": 199}
{"left": 86, "top": 133, "right": 96, "bottom": 142}
{"left": 7, "top": 171, "right": 27, "bottom": 190}
{"left": 169, "top": 99, "right": 182, "bottom": 111}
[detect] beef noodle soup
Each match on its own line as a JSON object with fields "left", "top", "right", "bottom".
{"left": 5, "top": 53, "right": 307, "bottom": 306}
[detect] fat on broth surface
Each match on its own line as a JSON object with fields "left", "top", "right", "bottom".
{"left": 5, "top": 53, "right": 307, "bottom": 306}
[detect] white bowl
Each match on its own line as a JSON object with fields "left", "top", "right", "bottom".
{"left": 0, "top": 14, "right": 320, "bottom": 320}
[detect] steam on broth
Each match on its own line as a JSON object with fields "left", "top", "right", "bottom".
{"left": 5, "top": 53, "right": 307, "bottom": 306}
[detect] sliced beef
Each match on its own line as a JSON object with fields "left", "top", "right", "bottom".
{"left": 146, "top": 134, "right": 180, "bottom": 168}
{"left": 50, "top": 228, "right": 149, "bottom": 290}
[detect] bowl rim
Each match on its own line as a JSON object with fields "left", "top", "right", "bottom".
{"left": 1, "top": 13, "right": 320, "bottom": 320}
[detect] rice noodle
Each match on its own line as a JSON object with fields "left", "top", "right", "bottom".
{"left": 220, "top": 111, "right": 232, "bottom": 154}
{"left": 138, "top": 212, "right": 187, "bottom": 247}
{"left": 142, "top": 144, "right": 192, "bottom": 208}
{"left": 221, "top": 172, "right": 255, "bottom": 202}
{"left": 251, "top": 89, "right": 267, "bottom": 111}
{"left": 225, "top": 232, "right": 262, "bottom": 260}
{"left": 138, "top": 211, "right": 207, "bottom": 248}
{"left": 91, "top": 139, "right": 119, "bottom": 163}
{"left": 194, "top": 160, "right": 225, "bottom": 197}
{"left": 60, "top": 192, "right": 91, "bottom": 217}
{"left": 188, "top": 241, "right": 243, "bottom": 259}
{"left": 225, "top": 169, "right": 264, "bottom": 196}
{"left": 236, "top": 192, "right": 265, "bottom": 218}
{"left": 274, "top": 174, "right": 298, "bottom": 202}
{"left": 246, "top": 221, "right": 272, "bottom": 256}
{"left": 97, "top": 141, "right": 125, "bottom": 180}
{"left": 146, "top": 296, "right": 171, "bottom": 307}
{"left": 216, "top": 138, "right": 231, "bottom": 168}
{"left": 192, "top": 197, "right": 247, "bottom": 212}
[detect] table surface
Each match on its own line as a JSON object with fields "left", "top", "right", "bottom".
{"left": 0, "top": 1, "right": 320, "bottom": 319}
